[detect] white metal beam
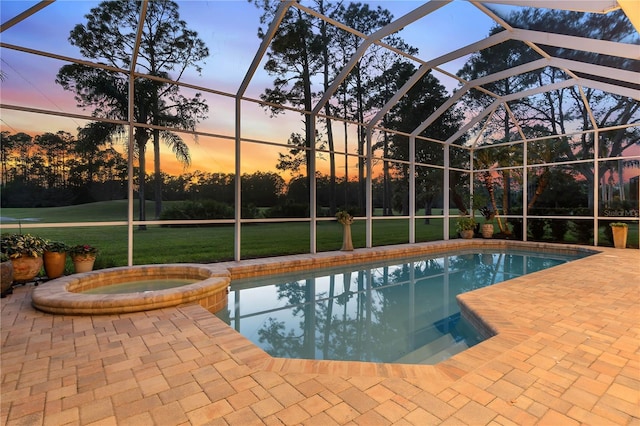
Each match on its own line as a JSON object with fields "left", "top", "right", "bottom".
{"left": 313, "top": 0, "right": 450, "bottom": 115}
{"left": 577, "top": 78, "right": 640, "bottom": 100}
{"left": 0, "top": 0, "right": 54, "bottom": 33}
{"left": 412, "top": 55, "right": 638, "bottom": 139}
{"left": 237, "top": 1, "right": 293, "bottom": 98}
{"left": 368, "top": 30, "right": 511, "bottom": 128}
{"left": 510, "top": 28, "right": 639, "bottom": 60}
{"left": 446, "top": 100, "right": 500, "bottom": 145}
{"left": 411, "top": 58, "right": 548, "bottom": 137}
{"left": 548, "top": 57, "right": 640, "bottom": 87}
{"left": 479, "top": 1, "right": 620, "bottom": 13}
{"left": 501, "top": 80, "right": 575, "bottom": 103}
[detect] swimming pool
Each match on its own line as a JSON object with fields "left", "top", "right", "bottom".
{"left": 220, "top": 248, "right": 591, "bottom": 364}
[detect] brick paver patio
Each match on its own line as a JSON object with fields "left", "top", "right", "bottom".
{"left": 2, "top": 242, "right": 639, "bottom": 425}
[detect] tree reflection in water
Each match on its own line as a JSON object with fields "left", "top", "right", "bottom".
{"left": 226, "top": 250, "right": 580, "bottom": 363}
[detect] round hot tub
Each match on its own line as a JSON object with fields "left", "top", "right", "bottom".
{"left": 32, "top": 264, "right": 230, "bottom": 315}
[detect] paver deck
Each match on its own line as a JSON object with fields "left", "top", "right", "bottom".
{"left": 2, "top": 242, "right": 639, "bottom": 425}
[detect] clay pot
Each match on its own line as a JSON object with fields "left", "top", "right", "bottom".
{"left": 72, "top": 255, "right": 96, "bottom": 273}
{"left": 44, "top": 251, "right": 67, "bottom": 279}
{"left": 611, "top": 226, "right": 628, "bottom": 249}
{"left": 1, "top": 260, "right": 14, "bottom": 296}
{"left": 10, "top": 256, "right": 43, "bottom": 282}
{"left": 481, "top": 223, "right": 494, "bottom": 239}
{"left": 460, "top": 229, "right": 474, "bottom": 239}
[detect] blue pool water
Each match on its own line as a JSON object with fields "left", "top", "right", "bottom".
{"left": 218, "top": 249, "right": 589, "bottom": 364}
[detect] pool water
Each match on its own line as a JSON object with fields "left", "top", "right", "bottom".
{"left": 220, "top": 249, "right": 589, "bottom": 364}
{"left": 82, "top": 278, "right": 197, "bottom": 294}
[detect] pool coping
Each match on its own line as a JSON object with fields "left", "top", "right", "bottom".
{"left": 31, "top": 263, "right": 231, "bottom": 315}
{"left": 182, "top": 240, "right": 601, "bottom": 384}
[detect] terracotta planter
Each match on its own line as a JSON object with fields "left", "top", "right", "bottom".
{"left": 1, "top": 260, "right": 14, "bottom": 296}
{"left": 341, "top": 223, "right": 354, "bottom": 251}
{"left": 460, "top": 229, "right": 474, "bottom": 239}
{"left": 611, "top": 226, "right": 628, "bottom": 249}
{"left": 44, "top": 251, "right": 67, "bottom": 279}
{"left": 10, "top": 256, "right": 43, "bottom": 282}
{"left": 481, "top": 223, "right": 494, "bottom": 238}
{"left": 72, "top": 255, "right": 96, "bottom": 273}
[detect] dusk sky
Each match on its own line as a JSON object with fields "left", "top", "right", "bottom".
{"left": 2, "top": 1, "right": 626, "bottom": 177}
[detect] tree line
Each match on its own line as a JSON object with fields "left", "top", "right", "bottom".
{"left": 1, "top": 0, "right": 637, "bottom": 224}
{"left": 1, "top": 130, "right": 127, "bottom": 207}
{"left": 0, "top": 128, "right": 388, "bottom": 214}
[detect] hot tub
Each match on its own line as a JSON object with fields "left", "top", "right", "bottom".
{"left": 32, "top": 264, "right": 230, "bottom": 315}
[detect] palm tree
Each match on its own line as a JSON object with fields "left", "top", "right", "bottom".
{"left": 56, "top": 0, "right": 208, "bottom": 225}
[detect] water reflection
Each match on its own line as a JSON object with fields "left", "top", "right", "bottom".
{"left": 221, "top": 250, "right": 581, "bottom": 364}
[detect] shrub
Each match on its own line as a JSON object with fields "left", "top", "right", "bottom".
{"left": 69, "top": 244, "right": 99, "bottom": 257}
{"left": 264, "top": 203, "right": 309, "bottom": 218}
{"left": 241, "top": 203, "right": 260, "bottom": 219}
{"left": 549, "top": 220, "right": 568, "bottom": 242}
{"left": 569, "top": 220, "right": 593, "bottom": 244}
{"left": 528, "top": 219, "right": 547, "bottom": 240}
{"left": 456, "top": 216, "right": 476, "bottom": 232}
{"left": 159, "top": 200, "right": 234, "bottom": 226}
{"left": 45, "top": 240, "right": 69, "bottom": 253}
{"left": 1, "top": 233, "right": 47, "bottom": 258}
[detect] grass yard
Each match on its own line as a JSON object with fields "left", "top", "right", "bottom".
{"left": 0, "top": 202, "right": 449, "bottom": 269}
{"left": 1, "top": 201, "right": 637, "bottom": 271}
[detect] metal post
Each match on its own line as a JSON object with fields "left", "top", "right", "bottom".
{"left": 409, "top": 135, "right": 416, "bottom": 243}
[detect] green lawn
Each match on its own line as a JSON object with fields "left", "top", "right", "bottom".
{"left": 1, "top": 200, "right": 137, "bottom": 223}
{"left": 0, "top": 202, "right": 448, "bottom": 268}
{"left": 1, "top": 202, "right": 637, "bottom": 270}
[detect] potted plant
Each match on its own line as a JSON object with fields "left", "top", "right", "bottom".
{"left": 43, "top": 240, "right": 69, "bottom": 279}
{"left": 69, "top": 244, "right": 99, "bottom": 273}
{"left": 610, "top": 222, "right": 628, "bottom": 249}
{"left": 0, "top": 233, "right": 46, "bottom": 282}
{"left": 456, "top": 216, "right": 476, "bottom": 239}
{"left": 336, "top": 210, "right": 354, "bottom": 251}
{"left": 1, "top": 252, "right": 14, "bottom": 297}
{"left": 479, "top": 206, "right": 495, "bottom": 238}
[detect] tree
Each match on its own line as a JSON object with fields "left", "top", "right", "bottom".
{"left": 242, "top": 171, "right": 286, "bottom": 207}
{"left": 6, "top": 132, "right": 34, "bottom": 184}
{"left": 383, "top": 62, "right": 463, "bottom": 217}
{"left": 457, "top": 25, "right": 538, "bottom": 222}
{"left": 366, "top": 36, "right": 418, "bottom": 216}
{"left": 1, "top": 131, "right": 15, "bottom": 185}
{"left": 316, "top": 0, "right": 341, "bottom": 216}
{"left": 332, "top": 2, "right": 399, "bottom": 212}
{"left": 252, "top": 1, "right": 322, "bottom": 182}
{"left": 35, "top": 131, "right": 71, "bottom": 189}
{"left": 457, "top": 8, "right": 639, "bottom": 215}
{"left": 56, "top": 0, "right": 208, "bottom": 226}
{"left": 516, "top": 8, "right": 640, "bottom": 211}
{"left": 252, "top": 1, "right": 410, "bottom": 215}
{"left": 74, "top": 122, "right": 116, "bottom": 189}
{"left": 0, "top": 129, "right": 129, "bottom": 207}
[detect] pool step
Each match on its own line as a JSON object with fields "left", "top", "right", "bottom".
{"left": 420, "top": 340, "right": 470, "bottom": 364}
{"left": 395, "top": 334, "right": 469, "bottom": 365}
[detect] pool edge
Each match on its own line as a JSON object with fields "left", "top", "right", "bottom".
{"left": 197, "top": 240, "right": 602, "bottom": 381}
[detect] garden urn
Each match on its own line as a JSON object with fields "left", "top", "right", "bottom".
{"left": 44, "top": 251, "right": 67, "bottom": 279}
{"left": 11, "top": 256, "right": 43, "bottom": 282}
{"left": 610, "top": 224, "right": 628, "bottom": 249}
{"left": 72, "top": 255, "right": 96, "bottom": 273}
{"left": 481, "top": 223, "right": 494, "bottom": 238}
{"left": 1, "top": 259, "right": 14, "bottom": 296}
